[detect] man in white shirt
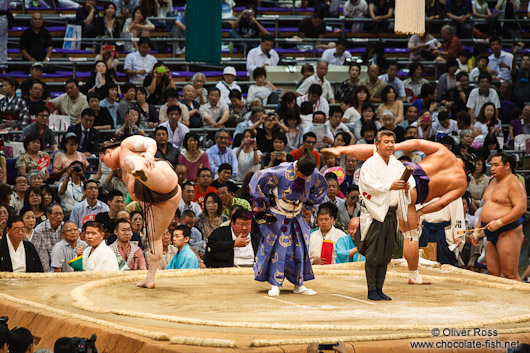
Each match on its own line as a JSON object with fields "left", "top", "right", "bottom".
{"left": 466, "top": 72, "right": 500, "bottom": 121}
{"left": 82, "top": 221, "right": 119, "bottom": 272}
{"left": 303, "top": 111, "right": 334, "bottom": 150}
{"left": 296, "top": 60, "right": 335, "bottom": 103}
{"left": 488, "top": 36, "right": 513, "bottom": 82}
{"left": 296, "top": 84, "right": 330, "bottom": 117}
{"left": 246, "top": 34, "right": 280, "bottom": 75}
{"left": 309, "top": 202, "right": 347, "bottom": 265}
{"left": 321, "top": 38, "right": 352, "bottom": 66}
{"left": 179, "top": 182, "right": 202, "bottom": 216}
{"left": 158, "top": 105, "right": 189, "bottom": 149}
{"left": 123, "top": 37, "right": 158, "bottom": 84}
{"left": 199, "top": 87, "right": 230, "bottom": 128}
{"left": 344, "top": 0, "right": 368, "bottom": 32}
{"left": 216, "top": 66, "right": 242, "bottom": 104}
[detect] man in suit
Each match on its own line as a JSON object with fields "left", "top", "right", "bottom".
{"left": 0, "top": 216, "right": 44, "bottom": 272}
{"left": 204, "top": 208, "right": 259, "bottom": 268}
{"left": 67, "top": 107, "right": 101, "bottom": 157}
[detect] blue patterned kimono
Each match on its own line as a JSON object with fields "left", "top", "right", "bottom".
{"left": 250, "top": 162, "right": 328, "bottom": 286}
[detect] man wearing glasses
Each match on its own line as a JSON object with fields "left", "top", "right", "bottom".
{"left": 70, "top": 180, "right": 109, "bottom": 230}
{"left": 289, "top": 132, "right": 321, "bottom": 167}
{"left": 194, "top": 168, "right": 217, "bottom": 211}
{"left": 0, "top": 216, "right": 43, "bottom": 272}
{"left": 206, "top": 129, "right": 238, "bottom": 179}
{"left": 30, "top": 203, "right": 65, "bottom": 272}
{"left": 50, "top": 221, "right": 86, "bottom": 272}
{"left": 10, "top": 176, "right": 28, "bottom": 214}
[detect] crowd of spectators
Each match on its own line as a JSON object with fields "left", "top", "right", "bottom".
{"left": 0, "top": 0, "right": 529, "bottom": 293}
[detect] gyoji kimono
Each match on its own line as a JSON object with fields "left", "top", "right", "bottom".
{"left": 250, "top": 162, "right": 328, "bottom": 287}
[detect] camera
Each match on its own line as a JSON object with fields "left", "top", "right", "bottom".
{"left": 69, "top": 334, "right": 98, "bottom": 353}
{"left": 0, "top": 316, "right": 8, "bottom": 329}
{"left": 73, "top": 165, "right": 82, "bottom": 173}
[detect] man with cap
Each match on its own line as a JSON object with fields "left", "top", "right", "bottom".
{"left": 250, "top": 149, "right": 328, "bottom": 296}
{"left": 19, "top": 13, "right": 52, "bottom": 64}
{"left": 66, "top": 108, "right": 101, "bottom": 157}
{"left": 216, "top": 66, "right": 242, "bottom": 105}
{"left": 20, "top": 62, "right": 50, "bottom": 99}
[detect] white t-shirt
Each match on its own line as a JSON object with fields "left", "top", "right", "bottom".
{"left": 343, "top": 107, "right": 361, "bottom": 124}
{"left": 237, "top": 149, "right": 262, "bottom": 182}
{"left": 343, "top": 0, "right": 368, "bottom": 17}
{"left": 466, "top": 88, "right": 501, "bottom": 118}
{"left": 247, "top": 85, "right": 272, "bottom": 104}
{"left": 321, "top": 48, "right": 352, "bottom": 66}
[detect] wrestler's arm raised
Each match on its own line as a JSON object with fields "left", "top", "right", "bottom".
{"left": 321, "top": 144, "right": 376, "bottom": 161}
{"left": 394, "top": 139, "right": 442, "bottom": 155}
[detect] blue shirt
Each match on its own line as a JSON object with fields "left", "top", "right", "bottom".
{"left": 335, "top": 234, "right": 365, "bottom": 263}
{"left": 100, "top": 98, "right": 118, "bottom": 128}
{"left": 165, "top": 244, "right": 199, "bottom": 269}
{"left": 378, "top": 73, "right": 406, "bottom": 98}
{"left": 206, "top": 144, "right": 238, "bottom": 179}
{"left": 70, "top": 199, "right": 109, "bottom": 229}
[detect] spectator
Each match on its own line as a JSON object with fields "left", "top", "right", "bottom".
{"left": 70, "top": 180, "right": 109, "bottom": 229}
{"left": 296, "top": 84, "right": 330, "bottom": 117}
{"left": 296, "top": 12, "right": 334, "bottom": 49}
{"left": 439, "top": 25, "right": 463, "bottom": 60}
{"left": 227, "top": 90, "right": 251, "bottom": 129}
{"left": 297, "top": 60, "right": 335, "bottom": 103}
{"left": 0, "top": 205, "right": 8, "bottom": 235}
{"left": 290, "top": 132, "right": 321, "bottom": 167}
{"left": 309, "top": 202, "right": 346, "bottom": 264}
{"left": 216, "top": 66, "right": 242, "bottom": 105}
{"left": 467, "top": 156, "right": 490, "bottom": 210}
{"left": 454, "top": 128, "right": 477, "bottom": 156}
{"left": 431, "top": 110, "right": 459, "bottom": 139}
{"left": 158, "top": 88, "right": 189, "bottom": 126}
{"left": 337, "top": 185, "right": 360, "bottom": 229}
{"left": 158, "top": 105, "right": 189, "bottom": 149}
{"left": 154, "top": 126, "right": 179, "bottom": 167}
{"left": 82, "top": 221, "right": 120, "bottom": 271}
{"left": 521, "top": 105, "right": 530, "bottom": 134}
{"left": 399, "top": 105, "right": 419, "bottom": 130}
{"left": 95, "top": 3, "right": 121, "bottom": 39}
{"left": 195, "top": 192, "right": 227, "bottom": 240}
{"left": 456, "top": 111, "right": 482, "bottom": 137}
{"left": 473, "top": 0, "right": 500, "bottom": 36}
{"left": 380, "top": 110, "right": 405, "bottom": 142}
{"left": 52, "top": 133, "right": 89, "bottom": 181}
{"left": 20, "top": 62, "right": 50, "bottom": 99}
{"left": 408, "top": 32, "right": 441, "bottom": 61}
{"left": 83, "top": 60, "right": 117, "bottom": 98}
{"left": 343, "top": 0, "right": 369, "bottom": 32}
{"left": 124, "top": 37, "right": 157, "bottom": 84}
{"left": 353, "top": 102, "right": 381, "bottom": 140}
{"left": 262, "top": 132, "right": 294, "bottom": 168}
{"left": 247, "top": 67, "right": 277, "bottom": 105}
{"left": 204, "top": 208, "right": 258, "bottom": 268}
{"left": 351, "top": 85, "right": 370, "bottom": 116}
{"left": 50, "top": 78, "right": 89, "bottom": 125}
{"left": 24, "top": 186, "right": 46, "bottom": 226}
{"left": 19, "top": 13, "right": 52, "bottom": 63}
{"left": 87, "top": 92, "right": 114, "bottom": 130}
{"left": 58, "top": 161, "right": 86, "bottom": 215}
{"left": 122, "top": 6, "right": 155, "bottom": 50}
{"left": 95, "top": 189, "right": 124, "bottom": 228}
{"left": 41, "top": 185, "right": 55, "bottom": 209}
{"left": 206, "top": 130, "right": 238, "bottom": 178}
{"left": 283, "top": 108, "right": 304, "bottom": 152}
{"left": 322, "top": 38, "right": 352, "bottom": 66}
{"left": 30, "top": 203, "right": 64, "bottom": 272}
{"left": 22, "top": 107, "right": 57, "bottom": 152}
{"left": 359, "top": 64, "right": 387, "bottom": 103}
{"left": 194, "top": 168, "right": 217, "bottom": 210}
{"left": 179, "top": 209, "right": 204, "bottom": 250}
{"left": 445, "top": 0, "right": 473, "bottom": 38}
{"left": 102, "top": 167, "right": 128, "bottom": 199}
{"left": 339, "top": 155, "right": 359, "bottom": 195}
{"left": 159, "top": 229, "right": 177, "bottom": 269}
{"left": 51, "top": 221, "right": 83, "bottom": 268}
{"left": 8, "top": 327, "right": 35, "bottom": 353}
{"left": 211, "top": 163, "right": 238, "bottom": 192}
{"left": 426, "top": 0, "right": 445, "bottom": 33}
{"left": 0, "top": 78, "right": 30, "bottom": 130}
{"left": 75, "top": 0, "right": 99, "bottom": 42}
{"left": 178, "top": 132, "right": 211, "bottom": 183}
{"left": 302, "top": 111, "right": 334, "bottom": 151}
{"left": 16, "top": 134, "right": 50, "bottom": 179}
{"left": 322, "top": 173, "right": 344, "bottom": 206}
{"left": 366, "top": 0, "right": 394, "bottom": 33}
{"left": 99, "top": 83, "right": 119, "bottom": 128}
{"left": 357, "top": 120, "right": 378, "bottom": 143}
{"left": 469, "top": 55, "right": 494, "bottom": 81}
{"left": 377, "top": 85, "right": 404, "bottom": 124}
{"left": 191, "top": 72, "right": 208, "bottom": 105}
{"left": 200, "top": 87, "right": 230, "bottom": 129}
{"left": 0, "top": 216, "right": 43, "bottom": 272}
{"left": 235, "top": 130, "right": 262, "bottom": 180}
{"left": 116, "top": 107, "right": 145, "bottom": 138}
{"left": 24, "top": 82, "right": 46, "bottom": 116}
{"left": 180, "top": 84, "right": 202, "bottom": 128}
{"left": 217, "top": 183, "right": 251, "bottom": 217}
{"left": 66, "top": 108, "right": 101, "bottom": 157}
{"left": 230, "top": 5, "right": 268, "bottom": 49}
{"left": 416, "top": 110, "right": 433, "bottom": 139}
{"left": 488, "top": 36, "right": 513, "bottom": 82}
{"left": 246, "top": 34, "right": 279, "bottom": 75}
{"left": 165, "top": 225, "right": 200, "bottom": 269}
{"left": 475, "top": 102, "right": 502, "bottom": 136}
{"left": 335, "top": 216, "right": 365, "bottom": 263}
{"left": 27, "top": 169, "right": 44, "bottom": 189}
{"left": 297, "top": 64, "right": 315, "bottom": 88}
{"left": 467, "top": 72, "right": 500, "bottom": 121}
{"left": 116, "top": 82, "right": 136, "bottom": 126}
{"left": 115, "top": 0, "right": 138, "bottom": 19}
{"left": 257, "top": 113, "right": 284, "bottom": 154}
{"left": 437, "top": 58, "right": 458, "bottom": 101}
{"left": 495, "top": 0, "right": 520, "bottom": 39}
{"left": 477, "top": 132, "right": 501, "bottom": 162}
{"left": 441, "top": 71, "right": 471, "bottom": 117}
{"left": 143, "top": 62, "right": 176, "bottom": 106}
{"left": 179, "top": 182, "right": 202, "bottom": 215}
{"left": 336, "top": 63, "right": 361, "bottom": 103}
{"left": 412, "top": 83, "right": 436, "bottom": 113}
{"left": 327, "top": 107, "right": 353, "bottom": 139}
{"left": 109, "top": 219, "right": 147, "bottom": 270}
{"left": 10, "top": 176, "right": 28, "bottom": 214}
{"left": 378, "top": 61, "right": 405, "bottom": 99}
{"left": 403, "top": 63, "right": 429, "bottom": 104}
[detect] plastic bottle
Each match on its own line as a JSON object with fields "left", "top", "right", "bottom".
{"left": 15, "top": 89, "right": 21, "bottom": 98}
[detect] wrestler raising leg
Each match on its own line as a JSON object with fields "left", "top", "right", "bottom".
{"left": 472, "top": 153, "right": 526, "bottom": 281}
{"left": 100, "top": 135, "right": 182, "bottom": 288}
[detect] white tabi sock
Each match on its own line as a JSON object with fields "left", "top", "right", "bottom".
{"left": 409, "top": 270, "right": 422, "bottom": 283}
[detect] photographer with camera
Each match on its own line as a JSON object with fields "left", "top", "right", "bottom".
{"left": 235, "top": 129, "right": 262, "bottom": 182}
{"left": 58, "top": 161, "right": 86, "bottom": 216}
{"left": 55, "top": 335, "right": 98, "bottom": 353}
{"left": 143, "top": 62, "right": 176, "bottom": 106}
{"left": 230, "top": 5, "right": 268, "bottom": 50}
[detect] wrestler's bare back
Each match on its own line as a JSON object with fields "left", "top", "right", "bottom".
{"left": 481, "top": 174, "right": 526, "bottom": 223}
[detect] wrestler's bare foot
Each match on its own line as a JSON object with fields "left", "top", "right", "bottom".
{"left": 137, "top": 278, "right": 155, "bottom": 289}
{"left": 132, "top": 169, "right": 148, "bottom": 182}
{"left": 321, "top": 147, "right": 340, "bottom": 159}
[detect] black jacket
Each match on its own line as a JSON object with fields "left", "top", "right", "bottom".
{"left": 67, "top": 123, "right": 101, "bottom": 156}
{"left": 0, "top": 236, "right": 44, "bottom": 272}
{"left": 204, "top": 226, "right": 260, "bottom": 268}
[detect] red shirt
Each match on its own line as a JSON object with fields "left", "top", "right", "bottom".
{"left": 444, "top": 36, "right": 463, "bottom": 60}
{"left": 194, "top": 185, "right": 217, "bottom": 210}
{"left": 289, "top": 148, "right": 321, "bottom": 167}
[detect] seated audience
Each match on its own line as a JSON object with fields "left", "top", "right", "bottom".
{"left": 66, "top": 108, "right": 101, "bottom": 157}
{"left": 31, "top": 203, "right": 65, "bottom": 272}
{"left": 195, "top": 192, "right": 227, "bottom": 240}
{"left": 109, "top": 219, "right": 146, "bottom": 270}
{"left": 49, "top": 79, "right": 89, "bottom": 125}
{"left": 335, "top": 217, "right": 365, "bottom": 263}
{"left": 135, "top": 87, "right": 159, "bottom": 129}
{"left": 0, "top": 78, "right": 30, "bottom": 130}
{"left": 165, "top": 225, "right": 200, "bottom": 269}
{"left": 158, "top": 105, "right": 189, "bottom": 149}
{"left": 123, "top": 37, "right": 157, "bottom": 84}
{"left": 0, "top": 216, "right": 43, "bottom": 272}
{"left": 179, "top": 182, "right": 202, "bottom": 216}
{"left": 207, "top": 130, "right": 238, "bottom": 178}
{"left": 58, "top": 161, "right": 86, "bottom": 215}
{"left": 16, "top": 134, "right": 50, "bottom": 179}
{"left": 154, "top": 126, "right": 180, "bottom": 167}
{"left": 159, "top": 229, "right": 177, "bottom": 269}
{"left": 216, "top": 66, "right": 242, "bottom": 105}
{"left": 309, "top": 202, "right": 347, "bottom": 265}
{"left": 70, "top": 180, "right": 109, "bottom": 229}
{"left": 20, "top": 14, "right": 52, "bottom": 63}
{"left": 50, "top": 221, "right": 86, "bottom": 272}
{"left": 82, "top": 221, "right": 120, "bottom": 272}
